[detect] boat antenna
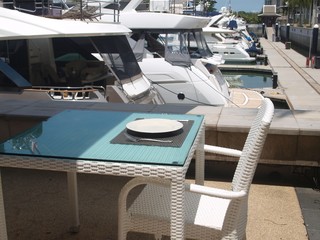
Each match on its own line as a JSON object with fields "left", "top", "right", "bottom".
{"left": 228, "top": 0, "right": 232, "bottom": 12}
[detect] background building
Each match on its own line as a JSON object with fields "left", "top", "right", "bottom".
{"left": 264, "top": 0, "right": 320, "bottom": 25}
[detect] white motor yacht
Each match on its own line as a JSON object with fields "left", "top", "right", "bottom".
{"left": 204, "top": 10, "right": 262, "bottom": 59}
{"left": 203, "top": 26, "right": 256, "bottom": 63}
{"left": 94, "top": 0, "right": 231, "bottom": 106}
{"left": 0, "top": 7, "right": 163, "bottom": 104}
{"left": 128, "top": 31, "right": 230, "bottom": 106}
{"left": 95, "top": 0, "right": 263, "bottom": 108}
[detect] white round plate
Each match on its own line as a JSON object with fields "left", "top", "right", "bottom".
{"left": 126, "top": 118, "right": 183, "bottom": 134}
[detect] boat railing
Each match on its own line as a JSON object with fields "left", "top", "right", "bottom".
{"left": 2, "top": 0, "right": 120, "bottom": 22}
{"left": 2, "top": 0, "right": 62, "bottom": 15}
{"left": 86, "top": 0, "right": 120, "bottom": 22}
{"left": 133, "top": 0, "right": 198, "bottom": 15}
{"left": 27, "top": 85, "right": 106, "bottom": 101}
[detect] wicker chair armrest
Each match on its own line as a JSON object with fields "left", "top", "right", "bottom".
{"left": 187, "top": 183, "right": 247, "bottom": 199}
{"left": 204, "top": 144, "right": 242, "bottom": 158}
{"left": 119, "top": 177, "right": 246, "bottom": 204}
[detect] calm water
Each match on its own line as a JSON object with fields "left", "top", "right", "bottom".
{"left": 222, "top": 71, "right": 289, "bottom": 109}
{"left": 222, "top": 72, "right": 275, "bottom": 89}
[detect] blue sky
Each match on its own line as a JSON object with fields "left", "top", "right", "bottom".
{"left": 215, "top": 0, "right": 265, "bottom": 12}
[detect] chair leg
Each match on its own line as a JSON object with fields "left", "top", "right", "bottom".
{"left": 0, "top": 169, "right": 8, "bottom": 240}
{"left": 243, "top": 232, "right": 247, "bottom": 240}
{"left": 118, "top": 231, "right": 127, "bottom": 240}
{"left": 155, "top": 234, "right": 162, "bottom": 240}
{"left": 67, "top": 172, "right": 80, "bottom": 232}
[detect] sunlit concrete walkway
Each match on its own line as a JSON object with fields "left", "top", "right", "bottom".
{"left": 1, "top": 164, "right": 311, "bottom": 240}
{"left": 256, "top": 34, "right": 320, "bottom": 240}
{"left": 261, "top": 30, "right": 320, "bottom": 111}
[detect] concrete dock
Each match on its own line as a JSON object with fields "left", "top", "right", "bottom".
{"left": 0, "top": 34, "right": 320, "bottom": 239}
{"left": 260, "top": 37, "right": 320, "bottom": 111}
{"left": 219, "top": 38, "right": 320, "bottom": 111}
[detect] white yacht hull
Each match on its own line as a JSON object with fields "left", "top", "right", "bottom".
{"left": 138, "top": 58, "right": 229, "bottom": 106}
{"left": 207, "top": 43, "right": 256, "bottom": 63}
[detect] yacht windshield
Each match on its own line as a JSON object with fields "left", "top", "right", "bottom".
{"left": 71, "top": 36, "right": 143, "bottom": 82}
{"left": 190, "top": 31, "right": 213, "bottom": 58}
{"left": 0, "top": 35, "right": 143, "bottom": 88}
{"left": 131, "top": 30, "right": 213, "bottom": 67}
{"left": 162, "top": 32, "right": 192, "bottom": 67}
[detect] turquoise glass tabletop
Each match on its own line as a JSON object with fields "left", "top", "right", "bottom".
{"left": 0, "top": 110, "right": 204, "bottom": 166}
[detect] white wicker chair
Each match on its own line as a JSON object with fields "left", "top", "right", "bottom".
{"left": 118, "top": 98, "right": 274, "bottom": 240}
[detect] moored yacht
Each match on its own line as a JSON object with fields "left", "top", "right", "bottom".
{"left": 94, "top": 0, "right": 232, "bottom": 106}
{"left": 203, "top": 26, "right": 256, "bottom": 63}
{"left": 0, "top": 7, "right": 163, "bottom": 104}
{"left": 97, "top": 0, "right": 263, "bottom": 108}
{"left": 204, "top": 10, "right": 262, "bottom": 59}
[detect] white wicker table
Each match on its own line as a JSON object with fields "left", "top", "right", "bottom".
{"left": 0, "top": 110, "right": 205, "bottom": 240}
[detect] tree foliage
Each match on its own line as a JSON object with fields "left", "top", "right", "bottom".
{"left": 206, "top": 0, "right": 217, "bottom": 12}
{"left": 236, "top": 11, "right": 261, "bottom": 24}
{"left": 286, "top": 0, "right": 314, "bottom": 26}
{"left": 287, "top": 0, "right": 313, "bottom": 8}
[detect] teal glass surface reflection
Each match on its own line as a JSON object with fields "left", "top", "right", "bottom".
{"left": 0, "top": 110, "right": 204, "bottom": 166}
